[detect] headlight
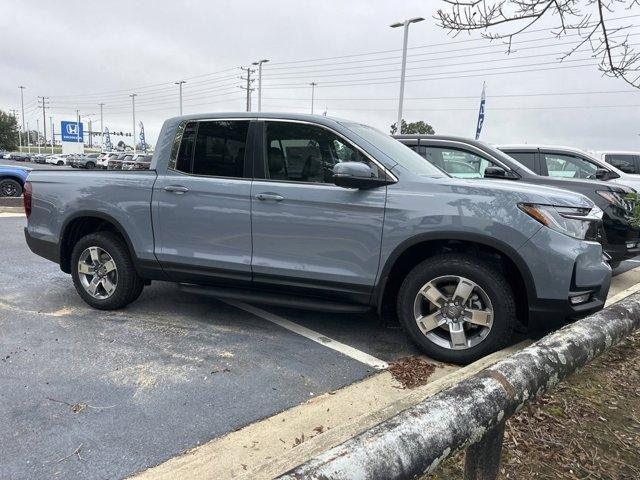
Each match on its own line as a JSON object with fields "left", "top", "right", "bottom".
{"left": 518, "top": 203, "right": 603, "bottom": 240}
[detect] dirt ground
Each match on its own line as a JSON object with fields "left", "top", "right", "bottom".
{"left": 427, "top": 330, "right": 640, "bottom": 480}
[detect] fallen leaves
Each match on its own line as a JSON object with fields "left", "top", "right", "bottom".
{"left": 388, "top": 356, "right": 438, "bottom": 389}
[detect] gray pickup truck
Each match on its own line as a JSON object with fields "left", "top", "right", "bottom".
{"left": 24, "top": 113, "right": 611, "bottom": 364}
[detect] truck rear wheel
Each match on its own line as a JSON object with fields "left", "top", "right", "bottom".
{"left": 397, "top": 254, "right": 516, "bottom": 365}
{"left": 71, "top": 232, "right": 144, "bottom": 310}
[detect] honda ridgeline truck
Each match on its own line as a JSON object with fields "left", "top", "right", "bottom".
{"left": 24, "top": 114, "right": 611, "bottom": 364}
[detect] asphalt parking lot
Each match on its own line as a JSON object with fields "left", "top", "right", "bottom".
{"left": 1, "top": 208, "right": 639, "bottom": 479}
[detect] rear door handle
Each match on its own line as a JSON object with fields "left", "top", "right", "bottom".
{"left": 164, "top": 185, "right": 189, "bottom": 194}
{"left": 255, "top": 193, "right": 284, "bottom": 202}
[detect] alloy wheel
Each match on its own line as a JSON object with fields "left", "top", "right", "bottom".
{"left": 413, "top": 275, "right": 494, "bottom": 350}
{"left": 77, "top": 246, "right": 118, "bottom": 299}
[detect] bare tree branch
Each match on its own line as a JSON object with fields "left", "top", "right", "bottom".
{"left": 436, "top": 0, "right": 640, "bottom": 88}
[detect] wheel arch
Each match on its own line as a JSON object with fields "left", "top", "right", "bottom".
{"left": 59, "top": 211, "right": 138, "bottom": 274}
{"left": 374, "top": 233, "right": 537, "bottom": 326}
{"left": 0, "top": 174, "right": 25, "bottom": 187}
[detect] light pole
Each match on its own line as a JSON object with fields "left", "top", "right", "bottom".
{"left": 251, "top": 59, "right": 269, "bottom": 112}
{"left": 310, "top": 82, "right": 317, "bottom": 114}
{"left": 99, "top": 103, "right": 105, "bottom": 151}
{"left": 26, "top": 121, "right": 30, "bottom": 154}
{"left": 175, "top": 81, "right": 186, "bottom": 115}
{"left": 76, "top": 109, "right": 82, "bottom": 149}
{"left": 130, "top": 94, "right": 137, "bottom": 154}
{"left": 50, "top": 116, "right": 54, "bottom": 154}
{"left": 390, "top": 17, "right": 424, "bottom": 134}
{"left": 36, "top": 119, "right": 41, "bottom": 154}
{"left": 19, "top": 86, "right": 26, "bottom": 142}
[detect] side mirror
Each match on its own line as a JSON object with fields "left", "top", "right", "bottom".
{"left": 484, "top": 165, "right": 517, "bottom": 179}
{"left": 595, "top": 168, "right": 611, "bottom": 180}
{"left": 332, "top": 162, "right": 394, "bottom": 189}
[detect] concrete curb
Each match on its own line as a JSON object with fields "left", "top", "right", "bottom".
{"left": 277, "top": 293, "right": 640, "bottom": 480}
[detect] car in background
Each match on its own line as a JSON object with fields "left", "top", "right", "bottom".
{"left": 496, "top": 145, "right": 640, "bottom": 193}
{"left": 395, "top": 135, "right": 640, "bottom": 268}
{"left": 70, "top": 153, "right": 100, "bottom": 169}
{"left": 121, "top": 154, "right": 152, "bottom": 170}
{"left": 31, "top": 154, "right": 47, "bottom": 163}
{"left": 597, "top": 151, "right": 640, "bottom": 175}
{"left": 32, "top": 154, "right": 48, "bottom": 164}
{"left": 107, "top": 153, "right": 132, "bottom": 170}
{"left": 0, "top": 164, "right": 30, "bottom": 197}
{"left": 97, "top": 152, "right": 120, "bottom": 169}
{"left": 5, "top": 152, "right": 31, "bottom": 162}
{"left": 45, "top": 154, "right": 71, "bottom": 166}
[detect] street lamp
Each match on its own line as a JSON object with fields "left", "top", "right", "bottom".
{"left": 130, "top": 94, "right": 137, "bottom": 154}
{"left": 310, "top": 82, "right": 317, "bottom": 114}
{"left": 175, "top": 80, "right": 186, "bottom": 115}
{"left": 252, "top": 59, "right": 269, "bottom": 112}
{"left": 390, "top": 17, "right": 424, "bottom": 134}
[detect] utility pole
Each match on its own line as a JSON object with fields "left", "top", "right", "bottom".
{"left": 310, "top": 82, "right": 317, "bottom": 114}
{"left": 99, "top": 103, "right": 105, "bottom": 151}
{"left": 175, "top": 81, "right": 186, "bottom": 115}
{"left": 252, "top": 59, "right": 269, "bottom": 112}
{"left": 239, "top": 67, "right": 255, "bottom": 112}
{"left": 390, "top": 17, "right": 424, "bottom": 134}
{"left": 19, "top": 86, "right": 26, "bottom": 141}
{"left": 37, "top": 96, "right": 49, "bottom": 147}
{"left": 76, "top": 109, "right": 81, "bottom": 148}
{"left": 130, "top": 94, "right": 137, "bottom": 154}
{"left": 49, "top": 116, "right": 54, "bottom": 154}
{"left": 36, "top": 119, "right": 41, "bottom": 154}
{"left": 26, "top": 121, "right": 31, "bottom": 153}
{"left": 10, "top": 109, "right": 21, "bottom": 149}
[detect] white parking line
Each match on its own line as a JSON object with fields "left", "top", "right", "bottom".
{"left": 0, "top": 213, "right": 25, "bottom": 218}
{"left": 223, "top": 299, "right": 389, "bottom": 370}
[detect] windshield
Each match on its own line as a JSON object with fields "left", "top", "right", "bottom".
{"left": 341, "top": 122, "right": 447, "bottom": 177}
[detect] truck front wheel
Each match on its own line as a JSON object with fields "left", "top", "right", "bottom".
{"left": 71, "top": 232, "right": 144, "bottom": 310}
{"left": 397, "top": 254, "right": 516, "bottom": 365}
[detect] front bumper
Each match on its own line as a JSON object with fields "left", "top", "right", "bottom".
{"left": 518, "top": 227, "right": 612, "bottom": 330}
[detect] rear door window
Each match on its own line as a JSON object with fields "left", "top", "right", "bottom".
{"left": 542, "top": 153, "right": 598, "bottom": 179}
{"left": 192, "top": 121, "right": 250, "bottom": 178}
{"left": 605, "top": 154, "right": 638, "bottom": 174}
{"left": 504, "top": 152, "right": 537, "bottom": 171}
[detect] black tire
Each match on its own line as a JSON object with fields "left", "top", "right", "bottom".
{"left": 608, "top": 260, "right": 621, "bottom": 270}
{"left": 0, "top": 178, "right": 22, "bottom": 197}
{"left": 397, "top": 254, "right": 516, "bottom": 365}
{"left": 57, "top": 161, "right": 64, "bottom": 166}
{"left": 85, "top": 162, "right": 95, "bottom": 169}
{"left": 70, "top": 231, "right": 144, "bottom": 310}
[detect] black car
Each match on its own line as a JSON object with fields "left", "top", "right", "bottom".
{"left": 395, "top": 135, "right": 640, "bottom": 267}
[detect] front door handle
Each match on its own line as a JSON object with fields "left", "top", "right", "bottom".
{"left": 255, "top": 193, "right": 284, "bottom": 202}
{"left": 164, "top": 185, "right": 189, "bottom": 194}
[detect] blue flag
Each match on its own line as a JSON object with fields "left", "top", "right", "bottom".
{"left": 104, "top": 127, "right": 112, "bottom": 151}
{"left": 139, "top": 121, "right": 147, "bottom": 152}
{"left": 475, "top": 82, "right": 486, "bottom": 140}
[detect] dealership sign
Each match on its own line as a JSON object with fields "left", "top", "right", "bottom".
{"left": 61, "top": 121, "right": 84, "bottom": 143}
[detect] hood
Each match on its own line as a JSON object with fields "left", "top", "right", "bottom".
{"left": 443, "top": 177, "right": 594, "bottom": 209}
{"left": 530, "top": 175, "right": 632, "bottom": 193}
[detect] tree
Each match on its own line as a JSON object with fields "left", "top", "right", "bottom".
{"left": 0, "top": 110, "right": 19, "bottom": 150}
{"left": 437, "top": 1, "right": 640, "bottom": 88}
{"left": 390, "top": 119, "right": 435, "bottom": 135}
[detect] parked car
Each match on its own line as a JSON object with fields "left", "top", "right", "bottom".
{"left": 97, "top": 152, "right": 120, "bottom": 169}
{"left": 395, "top": 135, "right": 639, "bottom": 268}
{"left": 597, "top": 151, "right": 640, "bottom": 175}
{"left": 496, "top": 144, "right": 640, "bottom": 193}
{"left": 0, "top": 164, "right": 30, "bottom": 197}
{"left": 46, "top": 154, "right": 70, "bottom": 166}
{"left": 31, "top": 154, "right": 47, "bottom": 163}
{"left": 122, "top": 154, "right": 152, "bottom": 170}
{"left": 24, "top": 113, "right": 610, "bottom": 364}
{"left": 6, "top": 152, "right": 31, "bottom": 162}
{"left": 107, "top": 153, "right": 132, "bottom": 170}
{"left": 71, "top": 153, "right": 100, "bottom": 169}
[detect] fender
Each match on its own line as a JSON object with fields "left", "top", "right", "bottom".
{"left": 372, "top": 231, "right": 537, "bottom": 310}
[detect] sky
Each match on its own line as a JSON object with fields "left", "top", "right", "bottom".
{"left": 2, "top": 0, "right": 639, "bottom": 151}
